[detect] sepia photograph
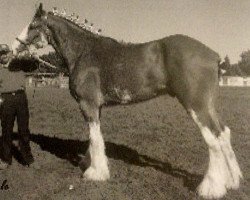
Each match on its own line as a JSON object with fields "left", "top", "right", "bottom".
{"left": 0, "top": 0, "right": 249, "bottom": 199}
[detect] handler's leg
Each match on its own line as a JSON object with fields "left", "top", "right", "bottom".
{"left": 0, "top": 94, "right": 16, "bottom": 168}
{"left": 16, "top": 92, "right": 34, "bottom": 165}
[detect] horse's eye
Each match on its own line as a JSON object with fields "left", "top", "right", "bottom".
{"left": 29, "top": 25, "right": 34, "bottom": 30}
{"left": 30, "top": 21, "right": 38, "bottom": 29}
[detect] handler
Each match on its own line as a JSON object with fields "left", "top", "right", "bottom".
{"left": 0, "top": 44, "right": 34, "bottom": 169}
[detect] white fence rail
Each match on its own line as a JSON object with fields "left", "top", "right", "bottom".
{"left": 26, "top": 75, "right": 69, "bottom": 89}
{"left": 219, "top": 76, "right": 250, "bottom": 87}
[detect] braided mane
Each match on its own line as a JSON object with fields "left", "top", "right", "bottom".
{"left": 49, "top": 8, "right": 102, "bottom": 35}
{"left": 49, "top": 7, "right": 131, "bottom": 46}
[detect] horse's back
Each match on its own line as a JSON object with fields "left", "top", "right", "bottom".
{"left": 163, "top": 34, "right": 220, "bottom": 64}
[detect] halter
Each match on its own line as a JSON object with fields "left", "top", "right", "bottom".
{"left": 14, "top": 16, "right": 57, "bottom": 69}
{"left": 15, "top": 27, "right": 51, "bottom": 48}
{"left": 15, "top": 37, "right": 57, "bottom": 69}
{"left": 16, "top": 37, "right": 30, "bottom": 47}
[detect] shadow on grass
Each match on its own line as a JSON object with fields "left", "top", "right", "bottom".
{"left": 0, "top": 136, "right": 30, "bottom": 166}
{"left": 7, "top": 132, "right": 202, "bottom": 192}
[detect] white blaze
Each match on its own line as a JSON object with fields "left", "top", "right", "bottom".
{"left": 39, "top": 32, "right": 49, "bottom": 46}
{"left": 12, "top": 25, "right": 29, "bottom": 55}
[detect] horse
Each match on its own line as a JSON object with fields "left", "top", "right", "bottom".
{"left": 12, "top": 3, "right": 242, "bottom": 199}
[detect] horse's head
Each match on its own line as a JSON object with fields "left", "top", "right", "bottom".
{"left": 12, "top": 3, "right": 51, "bottom": 55}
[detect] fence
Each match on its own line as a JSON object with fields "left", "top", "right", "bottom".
{"left": 26, "top": 74, "right": 69, "bottom": 89}
{"left": 219, "top": 76, "right": 250, "bottom": 87}
{"left": 26, "top": 75, "right": 250, "bottom": 88}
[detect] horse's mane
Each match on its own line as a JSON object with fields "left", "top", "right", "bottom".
{"left": 47, "top": 10, "right": 134, "bottom": 47}
{"left": 47, "top": 12, "right": 92, "bottom": 35}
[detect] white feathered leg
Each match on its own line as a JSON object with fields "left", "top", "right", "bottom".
{"left": 219, "top": 126, "right": 243, "bottom": 190}
{"left": 190, "top": 110, "right": 230, "bottom": 199}
{"left": 84, "top": 122, "right": 110, "bottom": 181}
{"left": 197, "top": 127, "right": 229, "bottom": 199}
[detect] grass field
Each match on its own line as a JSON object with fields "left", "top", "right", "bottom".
{"left": 0, "top": 87, "right": 249, "bottom": 200}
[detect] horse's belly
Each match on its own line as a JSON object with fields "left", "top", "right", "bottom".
{"left": 104, "top": 83, "right": 166, "bottom": 104}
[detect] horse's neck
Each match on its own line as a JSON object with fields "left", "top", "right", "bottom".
{"left": 47, "top": 16, "right": 94, "bottom": 72}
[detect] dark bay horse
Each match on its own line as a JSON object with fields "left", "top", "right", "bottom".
{"left": 12, "top": 4, "right": 242, "bottom": 199}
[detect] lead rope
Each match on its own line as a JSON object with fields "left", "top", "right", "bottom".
{"left": 32, "top": 54, "right": 57, "bottom": 99}
{"left": 31, "top": 54, "right": 57, "bottom": 69}
{"left": 15, "top": 37, "right": 57, "bottom": 69}
{"left": 11, "top": 51, "right": 57, "bottom": 100}
{"left": 14, "top": 37, "right": 58, "bottom": 100}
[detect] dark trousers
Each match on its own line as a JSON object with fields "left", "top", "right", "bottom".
{"left": 0, "top": 90, "right": 30, "bottom": 164}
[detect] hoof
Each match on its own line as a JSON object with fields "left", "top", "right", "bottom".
{"left": 79, "top": 156, "right": 91, "bottom": 172}
{"left": 198, "top": 177, "right": 227, "bottom": 199}
{"left": 226, "top": 168, "right": 243, "bottom": 190}
{"left": 84, "top": 166, "right": 110, "bottom": 181}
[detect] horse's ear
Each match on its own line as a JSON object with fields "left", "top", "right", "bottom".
{"left": 35, "top": 3, "right": 45, "bottom": 17}
{"left": 39, "top": 3, "right": 43, "bottom": 9}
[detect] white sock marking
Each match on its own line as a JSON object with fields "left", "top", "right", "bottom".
{"left": 219, "top": 126, "right": 243, "bottom": 189}
{"left": 84, "top": 122, "right": 110, "bottom": 180}
{"left": 190, "top": 110, "right": 229, "bottom": 199}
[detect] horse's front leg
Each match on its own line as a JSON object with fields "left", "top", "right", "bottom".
{"left": 78, "top": 99, "right": 110, "bottom": 181}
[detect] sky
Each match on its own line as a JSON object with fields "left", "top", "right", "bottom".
{"left": 1, "top": 0, "right": 250, "bottom": 64}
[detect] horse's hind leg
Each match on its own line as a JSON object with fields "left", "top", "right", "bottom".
{"left": 218, "top": 125, "right": 243, "bottom": 189}
{"left": 189, "top": 106, "right": 242, "bottom": 199}
{"left": 79, "top": 99, "right": 110, "bottom": 181}
{"left": 189, "top": 108, "right": 227, "bottom": 199}
{"left": 170, "top": 65, "right": 242, "bottom": 198}
{"left": 183, "top": 83, "right": 243, "bottom": 199}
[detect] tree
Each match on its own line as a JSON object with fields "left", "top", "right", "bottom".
{"left": 220, "top": 55, "right": 231, "bottom": 72}
{"left": 220, "top": 55, "right": 244, "bottom": 76}
{"left": 238, "top": 50, "right": 250, "bottom": 75}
